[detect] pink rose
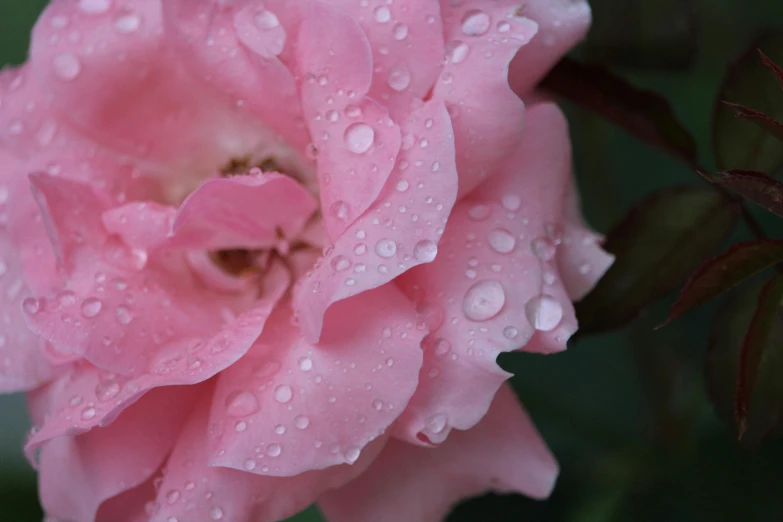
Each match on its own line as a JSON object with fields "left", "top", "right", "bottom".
{"left": 0, "top": 0, "right": 612, "bottom": 521}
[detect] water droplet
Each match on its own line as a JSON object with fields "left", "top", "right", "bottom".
{"left": 52, "top": 54, "right": 81, "bottom": 81}
{"left": 531, "top": 237, "right": 556, "bottom": 261}
{"left": 372, "top": 399, "right": 384, "bottom": 411}
{"left": 330, "top": 256, "right": 351, "bottom": 272}
{"left": 387, "top": 62, "right": 411, "bottom": 92}
{"left": 434, "top": 338, "right": 451, "bottom": 356}
{"left": 344, "top": 123, "right": 375, "bottom": 154}
{"left": 234, "top": 420, "right": 248, "bottom": 432}
{"left": 274, "top": 424, "right": 286, "bottom": 435}
{"left": 266, "top": 443, "right": 282, "bottom": 457}
{"left": 115, "top": 305, "right": 133, "bottom": 325}
{"left": 294, "top": 415, "right": 310, "bottom": 429}
{"left": 396, "top": 179, "right": 409, "bottom": 192}
{"left": 413, "top": 240, "right": 438, "bottom": 262}
{"left": 166, "top": 489, "right": 180, "bottom": 504}
{"left": 488, "top": 229, "right": 516, "bottom": 254}
{"left": 298, "top": 357, "right": 313, "bottom": 372}
{"left": 525, "top": 295, "right": 563, "bottom": 332}
{"left": 274, "top": 384, "right": 293, "bottom": 403}
{"left": 57, "top": 291, "right": 77, "bottom": 307}
{"left": 254, "top": 10, "right": 280, "bottom": 29}
{"left": 344, "top": 446, "right": 361, "bottom": 464}
{"left": 374, "top": 239, "right": 397, "bottom": 258}
{"left": 243, "top": 458, "right": 256, "bottom": 470}
{"left": 226, "top": 391, "right": 259, "bottom": 417}
{"left": 578, "top": 262, "right": 591, "bottom": 275}
{"left": 502, "top": 194, "right": 521, "bottom": 211}
{"left": 468, "top": 204, "right": 490, "bottom": 221}
{"left": 462, "top": 280, "right": 506, "bottom": 321}
{"left": 114, "top": 12, "right": 141, "bottom": 33}
{"left": 503, "top": 326, "right": 519, "bottom": 339}
{"left": 393, "top": 23, "right": 409, "bottom": 40}
{"left": 95, "top": 379, "right": 120, "bottom": 401}
{"left": 78, "top": 0, "right": 111, "bottom": 14}
{"left": 461, "top": 10, "right": 491, "bottom": 36}
{"left": 81, "top": 297, "right": 103, "bottom": 318}
{"left": 545, "top": 222, "right": 564, "bottom": 244}
{"left": 69, "top": 395, "right": 83, "bottom": 407}
{"left": 81, "top": 406, "right": 97, "bottom": 420}
{"left": 330, "top": 200, "right": 350, "bottom": 221}
{"left": 22, "top": 298, "right": 41, "bottom": 315}
{"left": 447, "top": 41, "right": 470, "bottom": 64}
{"left": 374, "top": 6, "right": 391, "bottom": 23}
{"left": 497, "top": 20, "right": 511, "bottom": 33}
{"left": 427, "top": 413, "right": 447, "bottom": 434}
{"left": 209, "top": 506, "right": 224, "bottom": 520}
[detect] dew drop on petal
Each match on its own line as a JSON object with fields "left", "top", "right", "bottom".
{"left": 413, "top": 240, "right": 438, "bottom": 262}
{"left": 298, "top": 357, "right": 313, "bottom": 372}
{"left": 80, "top": 297, "right": 103, "bottom": 318}
{"left": 374, "top": 5, "right": 391, "bottom": 23}
{"left": 344, "top": 123, "right": 375, "bottom": 154}
{"left": 225, "top": 391, "right": 260, "bottom": 417}
{"left": 209, "top": 507, "right": 224, "bottom": 520}
{"left": 78, "top": 0, "right": 111, "bottom": 14}
{"left": 462, "top": 280, "right": 506, "bottom": 321}
{"left": 294, "top": 415, "right": 310, "bottom": 429}
{"left": 461, "top": 10, "right": 491, "bottom": 36}
{"left": 254, "top": 10, "right": 280, "bottom": 29}
{"left": 525, "top": 294, "right": 563, "bottom": 331}
{"left": 52, "top": 54, "right": 81, "bottom": 81}
{"left": 374, "top": 239, "right": 397, "bottom": 258}
{"left": 114, "top": 12, "right": 141, "bottom": 33}
{"left": 387, "top": 62, "right": 411, "bottom": 92}
{"left": 115, "top": 305, "right": 133, "bottom": 325}
{"left": 274, "top": 384, "right": 293, "bottom": 403}
{"left": 531, "top": 237, "right": 556, "bottom": 261}
{"left": 266, "top": 443, "right": 282, "bottom": 457}
{"left": 344, "top": 446, "right": 361, "bottom": 464}
{"left": 488, "top": 229, "right": 516, "bottom": 254}
{"left": 95, "top": 379, "right": 120, "bottom": 401}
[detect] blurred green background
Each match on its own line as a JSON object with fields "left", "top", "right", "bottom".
{"left": 3, "top": 1, "right": 783, "bottom": 521}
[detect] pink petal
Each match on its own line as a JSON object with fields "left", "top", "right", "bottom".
{"left": 96, "top": 473, "right": 158, "bottom": 522}
{"left": 509, "top": 0, "right": 592, "bottom": 96}
{"left": 102, "top": 202, "right": 176, "bottom": 252}
{"left": 209, "top": 284, "right": 424, "bottom": 476}
{"left": 557, "top": 182, "right": 615, "bottom": 301}
{"left": 294, "top": 100, "right": 457, "bottom": 342}
{"left": 38, "top": 385, "right": 198, "bottom": 522}
{"left": 161, "top": 0, "right": 312, "bottom": 166}
{"left": 28, "top": 0, "right": 276, "bottom": 175}
{"left": 319, "top": 384, "right": 558, "bottom": 522}
{"left": 325, "top": 0, "right": 445, "bottom": 121}
{"left": 296, "top": 1, "right": 402, "bottom": 239}
{"left": 393, "top": 103, "right": 576, "bottom": 444}
{"left": 24, "top": 263, "right": 289, "bottom": 452}
{"left": 151, "top": 391, "right": 388, "bottom": 522}
{"left": 170, "top": 173, "right": 316, "bottom": 251}
{"left": 434, "top": 0, "right": 538, "bottom": 197}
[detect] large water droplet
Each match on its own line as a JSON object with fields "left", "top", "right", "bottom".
{"left": 488, "top": 229, "right": 516, "bottom": 254}
{"left": 298, "top": 357, "right": 313, "bottom": 372}
{"left": 114, "top": 12, "right": 141, "bottom": 33}
{"left": 331, "top": 255, "right": 351, "bottom": 272}
{"left": 446, "top": 40, "right": 470, "bottom": 64}
{"left": 462, "top": 280, "right": 506, "bottom": 321}
{"left": 344, "top": 446, "right": 361, "bottom": 464}
{"left": 413, "top": 240, "right": 438, "bottom": 262}
{"left": 22, "top": 298, "right": 42, "bottom": 315}
{"left": 95, "top": 379, "right": 120, "bottom": 401}
{"left": 78, "top": 0, "right": 111, "bottom": 14}
{"left": 393, "top": 23, "right": 409, "bottom": 40}
{"left": 461, "top": 10, "right": 491, "bottom": 36}
{"left": 344, "top": 123, "right": 375, "bottom": 154}
{"left": 294, "top": 415, "right": 310, "bottom": 429}
{"left": 254, "top": 10, "right": 280, "bottom": 29}
{"left": 274, "top": 384, "right": 293, "bottom": 403}
{"left": 81, "top": 406, "right": 97, "bottom": 420}
{"left": 374, "top": 239, "right": 397, "bottom": 258}
{"left": 226, "top": 391, "right": 259, "bottom": 417}
{"left": 374, "top": 6, "right": 391, "bottom": 23}
{"left": 266, "top": 443, "right": 282, "bottom": 457}
{"left": 81, "top": 297, "right": 103, "bottom": 318}
{"left": 53, "top": 54, "right": 81, "bottom": 81}
{"left": 525, "top": 294, "right": 563, "bottom": 331}
{"left": 387, "top": 62, "right": 411, "bottom": 92}
{"left": 209, "top": 506, "right": 224, "bottom": 520}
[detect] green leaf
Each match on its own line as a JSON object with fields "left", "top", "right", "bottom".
{"left": 660, "top": 240, "right": 783, "bottom": 328}
{"left": 722, "top": 102, "right": 783, "bottom": 143}
{"left": 700, "top": 169, "right": 783, "bottom": 218}
{"left": 736, "top": 275, "right": 783, "bottom": 438}
{"left": 714, "top": 32, "right": 783, "bottom": 174}
{"left": 583, "top": 0, "right": 697, "bottom": 70}
{"left": 541, "top": 57, "right": 698, "bottom": 163}
{"left": 708, "top": 280, "right": 783, "bottom": 445}
{"left": 576, "top": 187, "right": 739, "bottom": 334}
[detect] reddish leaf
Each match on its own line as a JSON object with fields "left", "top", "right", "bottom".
{"left": 541, "top": 57, "right": 697, "bottom": 163}
{"left": 575, "top": 187, "right": 738, "bottom": 334}
{"left": 700, "top": 169, "right": 783, "bottom": 218}
{"left": 723, "top": 101, "right": 783, "bottom": 143}
{"left": 760, "top": 50, "right": 783, "bottom": 90}
{"left": 736, "top": 275, "right": 783, "bottom": 439}
{"left": 660, "top": 240, "right": 783, "bottom": 328}
{"left": 714, "top": 32, "right": 783, "bottom": 174}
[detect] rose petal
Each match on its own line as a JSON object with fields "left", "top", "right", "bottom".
{"left": 38, "top": 385, "right": 198, "bottom": 522}
{"left": 151, "top": 391, "right": 388, "bottom": 522}
{"left": 393, "top": 103, "right": 576, "bottom": 444}
{"left": 102, "top": 202, "right": 176, "bottom": 252}
{"left": 170, "top": 173, "right": 316, "bottom": 251}
{"left": 296, "top": 1, "right": 402, "bottom": 239}
{"left": 318, "top": 384, "right": 558, "bottom": 522}
{"left": 96, "top": 473, "right": 158, "bottom": 522}
{"left": 209, "top": 284, "right": 423, "bottom": 476}
{"left": 509, "top": 0, "right": 592, "bottom": 96}
{"left": 294, "top": 100, "right": 457, "bottom": 342}
{"left": 435, "top": 0, "right": 538, "bottom": 197}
